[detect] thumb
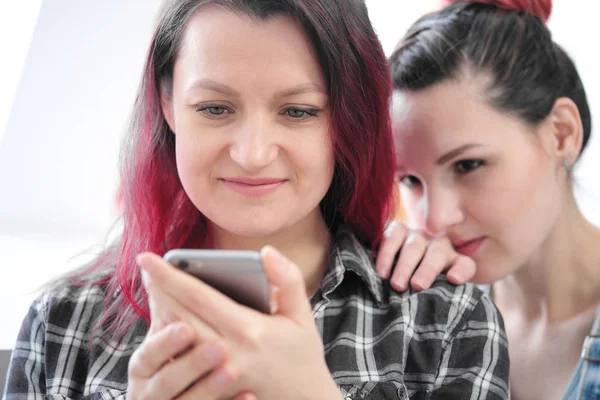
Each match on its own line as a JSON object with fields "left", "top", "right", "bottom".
{"left": 261, "top": 246, "right": 312, "bottom": 324}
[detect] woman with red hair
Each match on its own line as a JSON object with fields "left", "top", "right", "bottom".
{"left": 381, "top": 0, "right": 599, "bottom": 398}
{"left": 5, "top": 0, "right": 509, "bottom": 399}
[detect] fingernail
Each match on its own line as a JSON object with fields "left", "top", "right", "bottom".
{"left": 392, "top": 276, "right": 407, "bottom": 291}
{"left": 203, "top": 343, "right": 225, "bottom": 364}
{"left": 270, "top": 286, "right": 280, "bottom": 314}
{"left": 141, "top": 270, "right": 150, "bottom": 286}
{"left": 173, "top": 323, "right": 192, "bottom": 342}
{"left": 411, "top": 279, "right": 425, "bottom": 291}
{"left": 448, "top": 272, "right": 462, "bottom": 284}
{"left": 262, "top": 246, "right": 287, "bottom": 273}
{"left": 213, "top": 369, "right": 232, "bottom": 386}
{"left": 264, "top": 246, "right": 281, "bottom": 260}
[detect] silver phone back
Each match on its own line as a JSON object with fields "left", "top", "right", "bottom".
{"left": 163, "top": 249, "right": 271, "bottom": 314}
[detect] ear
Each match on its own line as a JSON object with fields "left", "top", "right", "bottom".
{"left": 160, "top": 81, "right": 176, "bottom": 134}
{"left": 542, "top": 97, "right": 583, "bottom": 165}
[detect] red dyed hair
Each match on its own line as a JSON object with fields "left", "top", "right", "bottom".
{"left": 73, "top": 0, "right": 396, "bottom": 341}
{"left": 441, "top": 0, "right": 552, "bottom": 23}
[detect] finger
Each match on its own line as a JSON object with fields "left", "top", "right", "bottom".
{"left": 389, "top": 232, "right": 428, "bottom": 291}
{"left": 260, "top": 246, "right": 312, "bottom": 324}
{"left": 408, "top": 238, "right": 454, "bottom": 291}
{"left": 446, "top": 255, "right": 476, "bottom": 285}
{"left": 177, "top": 363, "right": 239, "bottom": 400}
{"left": 146, "top": 282, "right": 220, "bottom": 342}
{"left": 138, "top": 252, "right": 254, "bottom": 335}
{"left": 147, "top": 340, "right": 228, "bottom": 400}
{"left": 375, "top": 220, "right": 408, "bottom": 279}
{"left": 128, "top": 322, "right": 195, "bottom": 379}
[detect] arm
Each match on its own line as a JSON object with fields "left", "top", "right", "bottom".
{"left": 3, "top": 298, "right": 47, "bottom": 400}
{"left": 430, "top": 293, "right": 510, "bottom": 399}
{"left": 4, "top": 289, "right": 130, "bottom": 400}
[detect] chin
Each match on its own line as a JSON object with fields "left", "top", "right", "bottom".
{"left": 226, "top": 224, "right": 284, "bottom": 239}
{"left": 470, "top": 261, "right": 513, "bottom": 286}
{"left": 211, "top": 212, "right": 291, "bottom": 239}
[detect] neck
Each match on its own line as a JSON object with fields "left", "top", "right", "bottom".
{"left": 212, "top": 210, "right": 333, "bottom": 297}
{"left": 494, "top": 192, "right": 600, "bottom": 325}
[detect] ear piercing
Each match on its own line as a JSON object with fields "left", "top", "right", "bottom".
{"left": 564, "top": 152, "right": 575, "bottom": 171}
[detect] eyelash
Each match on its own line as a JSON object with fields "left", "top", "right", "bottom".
{"left": 195, "top": 104, "right": 233, "bottom": 118}
{"left": 397, "top": 159, "right": 485, "bottom": 188}
{"left": 397, "top": 175, "right": 419, "bottom": 188}
{"left": 454, "top": 159, "right": 484, "bottom": 174}
{"left": 195, "top": 105, "right": 320, "bottom": 121}
{"left": 280, "top": 107, "right": 320, "bottom": 121}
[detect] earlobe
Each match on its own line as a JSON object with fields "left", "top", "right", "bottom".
{"left": 548, "top": 97, "right": 583, "bottom": 162}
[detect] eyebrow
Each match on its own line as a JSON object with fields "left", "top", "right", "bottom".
{"left": 184, "top": 79, "right": 326, "bottom": 98}
{"left": 185, "top": 79, "right": 240, "bottom": 97}
{"left": 274, "top": 83, "right": 326, "bottom": 98}
{"left": 436, "top": 144, "right": 484, "bottom": 165}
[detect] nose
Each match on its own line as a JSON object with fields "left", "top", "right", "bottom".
{"left": 422, "top": 186, "right": 464, "bottom": 237}
{"left": 229, "top": 117, "right": 279, "bottom": 172}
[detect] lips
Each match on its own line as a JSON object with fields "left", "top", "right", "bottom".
{"left": 220, "top": 177, "right": 288, "bottom": 197}
{"left": 452, "top": 236, "right": 486, "bottom": 256}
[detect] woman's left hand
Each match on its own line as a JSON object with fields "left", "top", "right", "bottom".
{"left": 376, "top": 220, "right": 476, "bottom": 291}
{"left": 137, "top": 247, "right": 342, "bottom": 400}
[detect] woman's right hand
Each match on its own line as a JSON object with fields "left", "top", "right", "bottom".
{"left": 127, "top": 321, "right": 256, "bottom": 400}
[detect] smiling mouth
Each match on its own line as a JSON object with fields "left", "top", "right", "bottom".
{"left": 219, "top": 178, "right": 288, "bottom": 197}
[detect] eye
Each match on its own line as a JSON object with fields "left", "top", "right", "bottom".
{"left": 454, "top": 159, "right": 484, "bottom": 174}
{"left": 196, "top": 104, "right": 233, "bottom": 118}
{"left": 282, "top": 107, "right": 319, "bottom": 121}
{"left": 397, "top": 175, "right": 421, "bottom": 188}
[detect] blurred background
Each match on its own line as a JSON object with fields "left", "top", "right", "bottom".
{"left": 0, "top": 0, "right": 597, "bottom": 350}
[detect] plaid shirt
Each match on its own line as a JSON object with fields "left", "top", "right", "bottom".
{"left": 4, "top": 226, "right": 509, "bottom": 399}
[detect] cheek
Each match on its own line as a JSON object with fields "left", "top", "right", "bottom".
{"left": 309, "top": 148, "right": 335, "bottom": 196}
{"left": 292, "top": 129, "right": 335, "bottom": 185}
{"left": 469, "top": 168, "right": 533, "bottom": 226}
{"left": 176, "top": 140, "right": 201, "bottom": 177}
{"left": 174, "top": 133, "right": 222, "bottom": 194}
{"left": 474, "top": 158, "right": 560, "bottom": 247}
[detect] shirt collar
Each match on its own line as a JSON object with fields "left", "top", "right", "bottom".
{"left": 319, "top": 225, "right": 384, "bottom": 304}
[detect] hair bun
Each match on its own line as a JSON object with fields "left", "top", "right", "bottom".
{"left": 440, "top": 0, "right": 552, "bottom": 23}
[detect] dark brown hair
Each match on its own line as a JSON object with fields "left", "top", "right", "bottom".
{"left": 390, "top": 0, "right": 591, "bottom": 157}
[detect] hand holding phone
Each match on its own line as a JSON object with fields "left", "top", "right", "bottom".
{"left": 163, "top": 249, "right": 271, "bottom": 314}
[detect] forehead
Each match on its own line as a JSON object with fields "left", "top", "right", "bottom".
{"left": 392, "top": 78, "right": 524, "bottom": 155}
{"left": 173, "top": 6, "right": 324, "bottom": 86}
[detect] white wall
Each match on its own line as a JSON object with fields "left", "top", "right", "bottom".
{"left": 0, "top": 2, "right": 44, "bottom": 148}
{"left": 0, "top": 0, "right": 163, "bottom": 348}
{"left": 0, "top": 0, "right": 598, "bottom": 349}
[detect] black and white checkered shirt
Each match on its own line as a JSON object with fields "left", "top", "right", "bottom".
{"left": 4, "top": 226, "right": 509, "bottom": 399}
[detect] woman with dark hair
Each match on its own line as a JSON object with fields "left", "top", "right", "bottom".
{"left": 379, "top": 0, "right": 599, "bottom": 398}
{"left": 4, "top": 1, "right": 509, "bottom": 399}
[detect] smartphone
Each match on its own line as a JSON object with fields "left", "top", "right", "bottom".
{"left": 163, "top": 249, "right": 271, "bottom": 314}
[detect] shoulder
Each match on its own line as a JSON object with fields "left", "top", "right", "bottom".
{"left": 13, "top": 283, "right": 111, "bottom": 359}
{"left": 7, "top": 282, "right": 139, "bottom": 397}
{"left": 387, "top": 276, "right": 505, "bottom": 342}
{"left": 31, "top": 282, "right": 109, "bottom": 331}
{"left": 386, "top": 277, "right": 509, "bottom": 395}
